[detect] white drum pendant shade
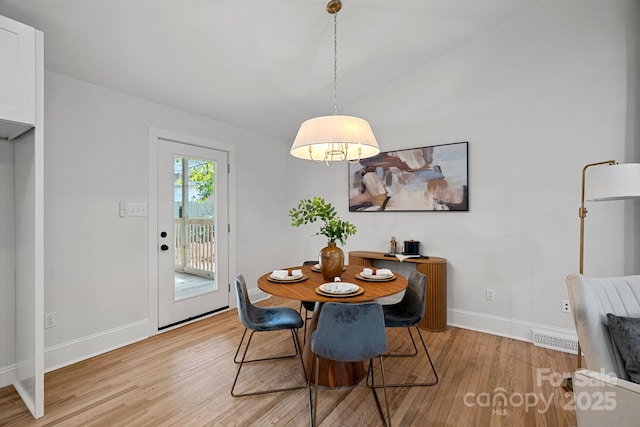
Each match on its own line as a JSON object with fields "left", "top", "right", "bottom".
{"left": 290, "top": 115, "right": 380, "bottom": 161}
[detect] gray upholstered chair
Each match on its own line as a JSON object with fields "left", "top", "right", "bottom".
{"left": 370, "top": 270, "right": 438, "bottom": 388}
{"left": 231, "top": 274, "right": 307, "bottom": 397}
{"left": 566, "top": 273, "right": 640, "bottom": 426}
{"left": 310, "top": 302, "right": 392, "bottom": 427}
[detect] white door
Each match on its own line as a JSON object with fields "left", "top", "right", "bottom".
{"left": 157, "top": 139, "right": 229, "bottom": 328}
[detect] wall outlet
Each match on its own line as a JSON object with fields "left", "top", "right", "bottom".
{"left": 44, "top": 312, "right": 56, "bottom": 328}
{"left": 561, "top": 299, "right": 571, "bottom": 314}
{"left": 486, "top": 288, "right": 495, "bottom": 301}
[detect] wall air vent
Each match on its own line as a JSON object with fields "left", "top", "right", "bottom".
{"left": 531, "top": 329, "right": 578, "bottom": 354}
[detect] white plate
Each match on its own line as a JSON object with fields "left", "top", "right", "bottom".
{"left": 319, "top": 282, "right": 359, "bottom": 294}
{"left": 270, "top": 273, "right": 304, "bottom": 281}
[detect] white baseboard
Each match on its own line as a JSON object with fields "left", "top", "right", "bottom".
{"left": 448, "top": 307, "right": 577, "bottom": 351}
{"left": 0, "top": 364, "right": 16, "bottom": 389}
{"left": 44, "top": 319, "right": 149, "bottom": 372}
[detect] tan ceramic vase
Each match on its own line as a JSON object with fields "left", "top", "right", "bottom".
{"left": 320, "top": 241, "right": 344, "bottom": 281}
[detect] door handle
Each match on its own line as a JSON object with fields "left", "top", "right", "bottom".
{"left": 160, "top": 244, "right": 169, "bottom": 251}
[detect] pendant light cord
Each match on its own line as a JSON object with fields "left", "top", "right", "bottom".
{"left": 333, "top": 12, "right": 338, "bottom": 116}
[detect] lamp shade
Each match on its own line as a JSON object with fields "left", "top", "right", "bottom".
{"left": 290, "top": 115, "right": 380, "bottom": 161}
{"left": 586, "top": 163, "right": 640, "bottom": 201}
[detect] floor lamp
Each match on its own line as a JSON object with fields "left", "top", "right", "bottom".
{"left": 565, "top": 161, "right": 640, "bottom": 391}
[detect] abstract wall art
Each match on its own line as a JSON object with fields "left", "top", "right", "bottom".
{"left": 348, "top": 141, "right": 468, "bottom": 212}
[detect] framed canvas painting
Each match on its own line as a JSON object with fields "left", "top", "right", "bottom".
{"left": 348, "top": 141, "right": 468, "bottom": 212}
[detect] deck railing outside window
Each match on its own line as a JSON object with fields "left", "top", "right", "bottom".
{"left": 174, "top": 218, "right": 214, "bottom": 278}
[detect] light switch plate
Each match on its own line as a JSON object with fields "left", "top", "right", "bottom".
{"left": 119, "top": 201, "right": 127, "bottom": 218}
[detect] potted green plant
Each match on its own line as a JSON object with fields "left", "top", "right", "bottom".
{"left": 289, "top": 197, "right": 357, "bottom": 280}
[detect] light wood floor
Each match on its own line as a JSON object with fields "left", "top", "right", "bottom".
{"left": 0, "top": 297, "right": 578, "bottom": 426}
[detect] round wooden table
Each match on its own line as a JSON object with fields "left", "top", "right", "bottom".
{"left": 257, "top": 264, "right": 407, "bottom": 388}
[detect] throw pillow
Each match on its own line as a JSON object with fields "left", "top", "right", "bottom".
{"left": 606, "top": 313, "right": 640, "bottom": 384}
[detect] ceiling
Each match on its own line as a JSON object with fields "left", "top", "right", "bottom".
{"left": 0, "top": 0, "right": 535, "bottom": 142}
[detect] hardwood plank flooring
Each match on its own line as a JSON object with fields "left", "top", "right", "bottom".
{"left": 0, "top": 297, "right": 578, "bottom": 426}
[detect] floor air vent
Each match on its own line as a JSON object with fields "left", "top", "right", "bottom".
{"left": 531, "top": 329, "right": 578, "bottom": 354}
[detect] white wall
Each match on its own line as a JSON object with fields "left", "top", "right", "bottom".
{"left": 41, "top": 72, "right": 290, "bottom": 370}
{"left": 0, "top": 139, "right": 15, "bottom": 385}
{"left": 287, "top": 0, "right": 640, "bottom": 341}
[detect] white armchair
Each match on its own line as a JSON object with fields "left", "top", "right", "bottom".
{"left": 566, "top": 273, "right": 640, "bottom": 426}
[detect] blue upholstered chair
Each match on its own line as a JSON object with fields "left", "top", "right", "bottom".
{"left": 230, "top": 274, "right": 307, "bottom": 397}
{"left": 310, "top": 302, "right": 392, "bottom": 427}
{"left": 370, "top": 270, "right": 438, "bottom": 388}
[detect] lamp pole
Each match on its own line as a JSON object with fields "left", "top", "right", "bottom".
{"left": 576, "top": 160, "right": 616, "bottom": 370}
{"left": 579, "top": 160, "right": 616, "bottom": 276}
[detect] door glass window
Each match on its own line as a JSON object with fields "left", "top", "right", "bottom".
{"left": 173, "top": 156, "right": 216, "bottom": 300}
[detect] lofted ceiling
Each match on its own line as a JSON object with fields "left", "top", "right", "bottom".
{"left": 0, "top": 0, "right": 536, "bottom": 142}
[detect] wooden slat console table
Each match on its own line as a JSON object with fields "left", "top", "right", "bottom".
{"left": 348, "top": 251, "right": 448, "bottom": 331}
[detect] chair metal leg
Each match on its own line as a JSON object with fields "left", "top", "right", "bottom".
{"left": 299, "top": 304, "right": 313, "bottom": 346}
{"left": 307, "top": 377, "right": 313, "bottom": 427}
{"left": 312, "top": 354, "right": 320, "bottom": 427}
{"left": 233, "top": 328, "right": 300, "bottom": 364}
{"left": 298, "top": 303, "right": 305, "bottom": 345}
{"left": 385, "top": 326, "right": 419, "bottom": 357}
{"left": 409, "top": 326, "right": 438, "bottom": 386}
{"left": 303, "top": 310, "right": 308, "bottom": 346}
{"left": 231, "top": 328, "right": 307, "bottom": 397}
{"left": 368, "top": 326, "right": 438, "bottom": 388}
{"left": 369, "top": 357, "right": 393, "bottom": 427}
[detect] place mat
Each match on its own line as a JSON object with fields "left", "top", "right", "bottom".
{"left": 355, "top": 273, "right": 396, "bottom": 282}
{"left": 315, "top": 286, "right": 364, "bottom": 298}
{"left": 267, "top": 274, "right": 308, "bottom": 284}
